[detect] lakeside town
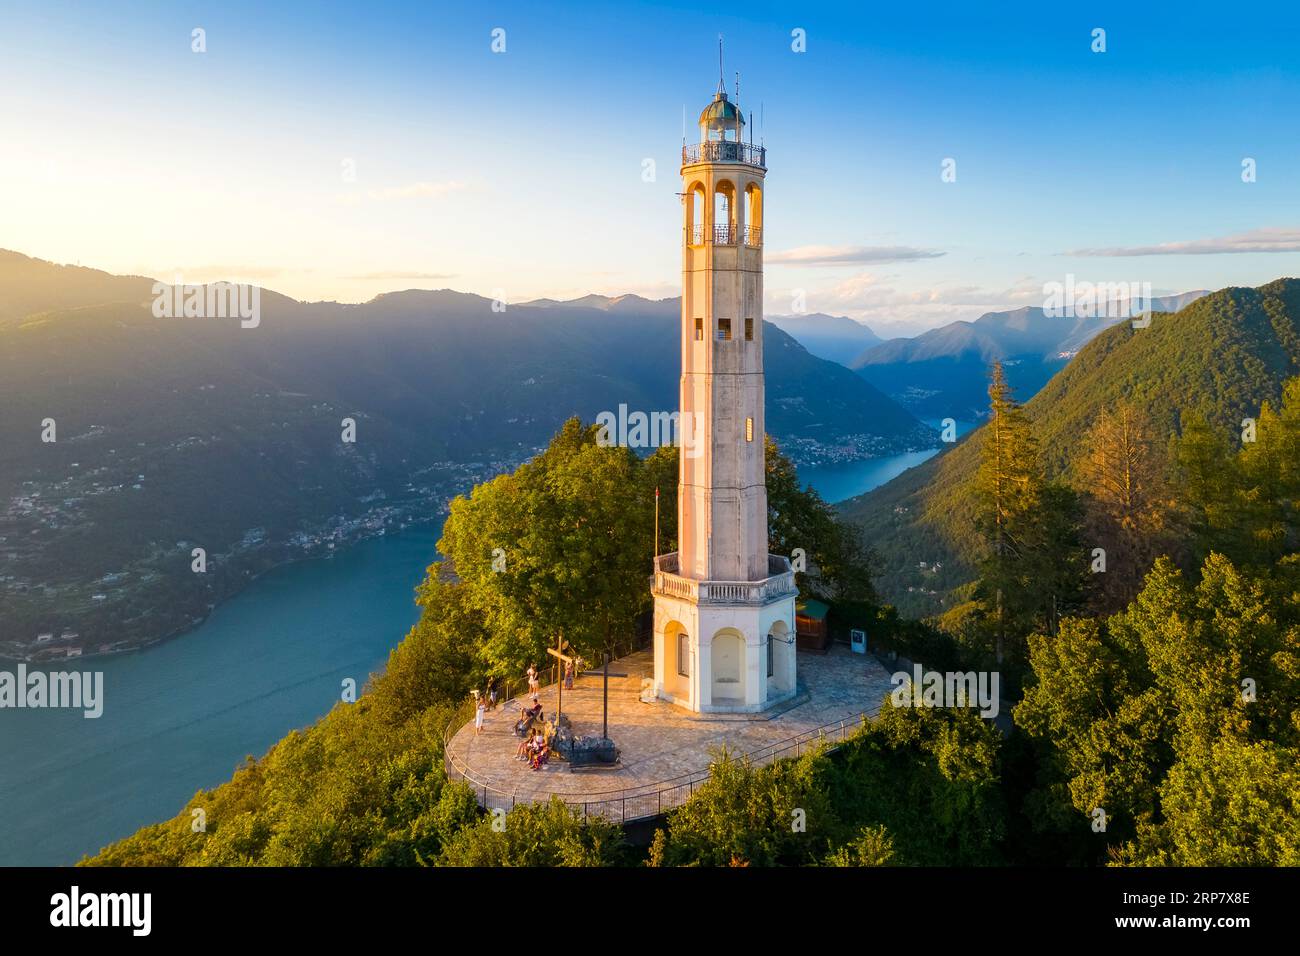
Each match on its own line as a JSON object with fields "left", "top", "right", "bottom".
{"left": 1, "top": 414, "right": 935, "bottom": 664}
{"left": 0, "top": 454, "right": 531, "bottom": 662}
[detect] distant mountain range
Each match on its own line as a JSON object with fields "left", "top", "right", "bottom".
{"left": 850, "top": 293, "right": 1208, "bottom": 419}
{"left": 0, "top": 250, "right": 934, "bottom": 654}
{"left": 839, "top": 279, "right": 1299, "bottom": 616}
{"left": 526, "top": 299, "right": 887, "bottom": 368}
{"left": 766, "top": 313, "right": 884, "bottom": 366}
{"left": 519, "top": 293, "right": 678, "bottom": 316}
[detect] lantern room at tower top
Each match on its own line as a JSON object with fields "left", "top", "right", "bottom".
{"left": 681, "top": 89, "right": 764, "bottom": 253}
{"left": 682, "top": 90, "right": 767, "bottom": 172}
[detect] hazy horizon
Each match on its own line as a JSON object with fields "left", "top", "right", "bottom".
{"left": 3, "top": 1, "right": 1299, "bottom": 334}
{"left": 3, "top": 244, "right": 1233, "bottom": 343}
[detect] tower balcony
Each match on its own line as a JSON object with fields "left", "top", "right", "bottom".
{"left": 687, "top": 224, "right": 763, "bottom": 247}
{"left": 652, "top": 551, "right": 796, "bottom": 605}
{"left": 682, "top": 141, "right": 767, "bottom": 169}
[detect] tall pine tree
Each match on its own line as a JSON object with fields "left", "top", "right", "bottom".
{"left": 973, "top": 362, "right": 1041, "bottom": 665}
{"left": 1080, "top": 400, "right": 1173, "bottom": 610}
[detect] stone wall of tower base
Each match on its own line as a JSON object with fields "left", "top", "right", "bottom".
{"left": 652, "top": 590, "right": 797, "bottom": 713}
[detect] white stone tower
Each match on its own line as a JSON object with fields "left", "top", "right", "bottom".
{"left": 651, "top": 81, "right": 798, "bottom": 713}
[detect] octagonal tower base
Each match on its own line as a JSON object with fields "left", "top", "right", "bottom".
{"left": 652, "top": 553, "right": 798, "bottom": 713}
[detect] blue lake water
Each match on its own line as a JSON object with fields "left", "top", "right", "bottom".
{"left": 0, "top": 434, "right": 966, "bottom": 866}
{"left": 800, "top": 450, "right": 939, "bottom": 504}
{"left": 0, "top": 530, "right": 438, "bottom": 866}
{"left": 798, "top": 419, "right": 976, "bottom": 504}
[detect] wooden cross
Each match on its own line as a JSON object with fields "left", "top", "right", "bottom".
{"left": 582, "top": 651, "right": 629, "bottom": 740}
{"left": 545, "top": 634, "right": 573, "bottom": 721}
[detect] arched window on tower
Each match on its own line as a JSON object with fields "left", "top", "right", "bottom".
{"left": 687, "top": 182, "right": 706, "bottom": 246}
{"left": 745, "top": 183, "right": 762, "bottom": 246}
{"left": 714, "top": 181, "right": 736, "bottom": 245}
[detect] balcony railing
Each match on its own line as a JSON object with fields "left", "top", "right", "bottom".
{"left": 686, "top": 224, "right": 763, "bottom": 247}
{"left": 682, "top": 141, "right": 767, "bottom": 168}
{"left": 651, "top": 551, "right": 797, "bottom": 606}
{"left": 654, "top": 552, "right": 680, "bottom": 573}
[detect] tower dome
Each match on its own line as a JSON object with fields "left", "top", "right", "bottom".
{"left": 699, "top": 91, "right": 745, "bottom": 135}
{"left": 687, "top": 87, "right": 763, "bottom": 167}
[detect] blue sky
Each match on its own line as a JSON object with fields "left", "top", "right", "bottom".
{"left": 2, "top": 0, "right": 1298, "bottom": 333}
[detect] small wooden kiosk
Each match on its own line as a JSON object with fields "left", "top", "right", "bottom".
{"left": 795, "top": 599, "right": 831, "bottom": 652}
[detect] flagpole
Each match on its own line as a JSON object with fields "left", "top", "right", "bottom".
{"left": 654, "top": 486, "right": 660, "bottom": 564}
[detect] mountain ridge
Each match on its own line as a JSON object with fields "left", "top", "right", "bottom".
{"left": 839, "top": 278, "right": 1300, "bottom": 616}
{"left": 0, "top": 250, "right": 934, "bottom": 654}
{"left": 849, "top": 292, "right": 1209, "bottom": 419}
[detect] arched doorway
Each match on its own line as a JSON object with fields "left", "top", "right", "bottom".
{"left": 663, "top": 620, "right": 690, "bottom": 702}
{"left": 711, "top": 629, "right": 744, "bottom": 703}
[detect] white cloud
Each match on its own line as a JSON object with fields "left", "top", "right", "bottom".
{"left": 1066, "top": 227, "right": 1300, "bottom": 257}
{"left": 767, "top": 244, "right": 945, "bottom": 266}
{"left": 765, "top": 272, "right": 1046, "bottom": 335}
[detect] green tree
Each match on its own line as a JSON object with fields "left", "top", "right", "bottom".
{"left": 647, "top": 747, "right": 844, "bottom": 867}
{"left": 1079, "top": 400, "right": 1174, "bottom": 611}
{"left": 1016, "top": 552, "right": 1300, "bottom": 865}
{"left": 822, "top": 825, "right": 895, "bottom": 866}
{"left": 1173, "top": 410, "right": 1244, "bottom": 563}
{"left": 829, "top": 700, "right": 1006, "bottom": 865}
{"left": 1030, "top": 481, "right": 1087, "bottom": 639}
{"left": 437, "top": 798, "right": 627, "bottom": 867}
{"left": 1236, "top": 379, "right": 1300, "bottom": 562}
{"left": 371, "top": 575, "right": 487, "bottom": 723}
{"left": 973, "top": 362, "right": 1044, "bottom": 664}
{"left": 437, "top": 418, "right": 661, "bottom": 679}
{"left": 1121, "top": 737, "right": 1300, "bottom": 865}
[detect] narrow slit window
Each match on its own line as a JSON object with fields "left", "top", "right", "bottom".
{"left": 694, "top": 318, "right": 704, "bottom": 341}
{"left": 717, "top": 318, "right": 732, "bottom": 341}
{"left": 767, "top": 635, "right": 775, "bottom": 678}
{"left": 745, "top": 417, "right": 754, "bottom": 442}
{"left": 677, "top": 632, "right": 690, "bottom": 677}
{"left": 744, "top": 317, "right": 754, "bottom": 341}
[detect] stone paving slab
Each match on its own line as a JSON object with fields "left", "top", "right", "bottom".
{"left": 446, "top": 645, "right": 896, "bottom": 814}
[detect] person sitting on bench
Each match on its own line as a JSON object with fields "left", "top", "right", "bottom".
{"left": 514, "top": 704, "right": 535, "bottom": 738}
{"left": 528, "top": 731, "right": 549, "bottom": 770}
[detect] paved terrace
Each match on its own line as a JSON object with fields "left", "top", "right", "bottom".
{"left": 444, "top": 645, "right": 896, "bottom": 822}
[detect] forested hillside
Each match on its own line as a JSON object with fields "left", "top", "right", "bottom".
{"left": 841, "top": 279, "right": 1300, "bottom": 617}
